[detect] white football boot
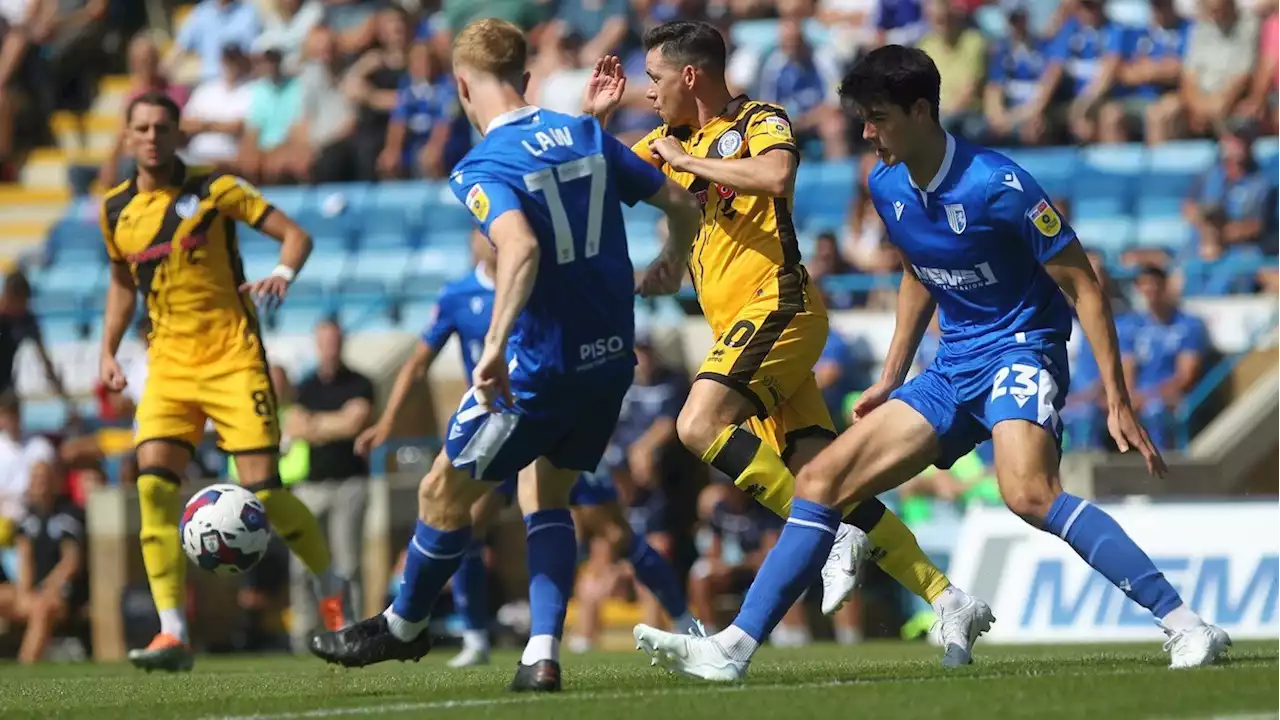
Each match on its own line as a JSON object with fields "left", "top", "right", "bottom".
{"left": 820, "top": 523, "right": 872, "bottom": 615}
{"left": 446, "top": 631, "right": 491, "bottom": 668}
{"left": 929, "top": 586, "right": 995, "bottom": 667}
{"left": 634, "top": 624, "right": 747, "bottom": 682}
{"left": 1161, "top": 622, "right": 1231, "bottom": 669}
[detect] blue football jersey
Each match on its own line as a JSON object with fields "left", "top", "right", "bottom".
{"left": 422, "top": 267, "right": 495, "bottom": 380}
{"left": 870, "top": 134, "right": 1076, "bottom": 398}
{"left": 448, "top": 106, "right": 665, "bottom": 382}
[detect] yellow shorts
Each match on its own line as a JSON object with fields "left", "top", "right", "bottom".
{"left": 695, "top": 302, "right": 836, "bottom": 458}
{"left": 136, "top": 327, "right": 280, "bottom": 454}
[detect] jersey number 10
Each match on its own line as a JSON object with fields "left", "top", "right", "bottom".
{"left": 522, "top": 153, "right": 607, "bottom": 265}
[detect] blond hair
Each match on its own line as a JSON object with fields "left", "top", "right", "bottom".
{"left": 452, "top": 18, "right": 528, "bottom": 84}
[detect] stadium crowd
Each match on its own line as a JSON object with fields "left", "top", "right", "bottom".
{"left": 0, "top": 0, "right": 1273, "bottom": 662}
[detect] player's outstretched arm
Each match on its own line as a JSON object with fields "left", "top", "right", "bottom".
{"left": 1045, "top": 239, "right": 1166, "bottom": 476}
{"left": 582, "top": 55, "right": 626, "bottom": 127}
{"left": 637, "top": 177, "right": 701, "bottom": 297}
{"left": 853, "top": 251, "right": 935, "bottom": 420}
{"left": 99, "top": 261, "right": 136, "bottom": 392}
{"left": 355, "top": 341, "right": 438, "bottom": 456}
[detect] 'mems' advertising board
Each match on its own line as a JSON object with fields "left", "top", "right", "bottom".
{"left": 947, "top": 502, "right": 1279, "bottom": 643}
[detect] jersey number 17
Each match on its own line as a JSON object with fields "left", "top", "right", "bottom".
{"left": 523, "top": 153, "right": 607, "bottom": 265}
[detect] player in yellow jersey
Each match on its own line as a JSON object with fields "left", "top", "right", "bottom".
{"left": 585, "top": 22, "right": 992, "bottom": 657}
{"left": 98, "top": 91, "right": 351, "bottom": 672}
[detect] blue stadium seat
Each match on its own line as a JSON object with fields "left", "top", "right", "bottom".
{"left": 1073, "top": 217, "right": 1135, "bottom": 256}
{"left": 1135, "top": 217, "right": 1193, "bottom": 251}
{"left": 420, "top": 206, "right": 475, "bottom": 245}
{"left": 260, "top": 186, "right": 314, "bottom": 219}
{"left": 361, "top": 182, "right": 434, "bottom": 249}
{"left": 301, "top": 253, "right": 353, "bottom": 287}
{"left": 1071, "top": 145, "right": 1145, "bottom": 215}
{"left": 350, "top": 249, "right": 411, "bottom": 285}
{"left": 397, "top": 298, "right": 436, "bottom": 331}
{"left": 1255, "top": 136, "right": 1279, "bottom": 178}
{"left": 31, "top": 263, "right": 102, "bottom": 298}
{"left": 272, "top": 303, "right": 331, "bottom": 333}
{"left": 408, "top": 248, "right": 472, "bottom": 279}
{"left": 1134, "top": 193, "right": 1184, "bottom": 221}
{"left": 1004, "top": 146, "right": 1076, "bottom": 198}
{"left": 1106, "top": 0, "right": 1150, "bottom": 27}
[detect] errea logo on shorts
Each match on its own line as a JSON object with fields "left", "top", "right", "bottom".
{"left": 911, "top": 262, "right": 998, "bottom": 291}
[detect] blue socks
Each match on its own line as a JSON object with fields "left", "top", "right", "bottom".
{"left": 525, "top": 509, "right": 577, "bottom": 639}
{"left": 733, "top": 499, "right": 840, "bottom": 641}
{"left": 1044, "top": 493, "right": 1183, "bottom": 619}
{"left": 627, "top": 532, "right": 688, "bottom": 622}
{"left": 451, "top": 540, "right": 489, "bottom": 631}
{"left": 392, "top": 520, "right": 472, "bottom": 623}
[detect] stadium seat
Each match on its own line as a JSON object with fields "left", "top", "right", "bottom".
{"left": 1073, "top": 217, "right": 1135, "bottom": 256}
{"left": 260, "top": 186, "right": 314, "bottom": 219}
{"left": 350, "top": 249, "right": 411, "bottom": 285}
{"left": 1135, "top": 217, "right": 1194, "bottom": 251}
{"left": 397, "top": 298, "right": 436, "bottom": 332}
{"left": 408, "top": 247, "right": 473, "bottom": 279}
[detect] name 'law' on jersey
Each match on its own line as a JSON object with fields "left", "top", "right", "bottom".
{"left": 449, "top": 107, "right": 665, "bottom": 380}
{"left": 870, "top": 133, "right": 1076, "bottom": 364}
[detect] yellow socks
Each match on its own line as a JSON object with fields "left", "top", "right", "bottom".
{"left": 253, "top": 486, "right": 332, "bottom": 577}
{"left": 137, "top": 472, "right": 185, "bottom": 617}
{"left": 703, "top": 425, "right": 952, "bottom": 604}
{"left": 701, "top": 426, "right": 796, "bottom": 516}
{"left": 847, "top": 501, "right": 951, "bottom": 604}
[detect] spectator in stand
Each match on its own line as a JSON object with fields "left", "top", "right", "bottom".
{"left": 688, "top": 481, "right": 809, "bottom": 644}
{"left": 809, "top": 231, "right": 858, "bottom": 309}
{"left": 285, "top": 318, "right": 373, "bottom": 651}
{"left": 35, "top": 0, "right": 108, "bottom": 134}
{"left": 240, "top": 48, "right": 304, "bottom": 185}
{"left": 165, "top": 0, "right": 261, "bottom": 84}
{"left": 1040, "top": 0, "right": 1128, "bottom": 144}
{"left": 253, "top": 0, "right": 324, "bottom": 73}
{"left": 0, "top": 393, "right": 56, "bottom": 552}
{"left": 755, "top": 17, "right": 847, "bottom": 158}
{"left": 548, "top": 0, "right": 637, "bottom": 66}
{"left": 441, "top": 0, "right": 548, "bottom": 35}
{"left": 984, "top": 5, "right": 1052, "bottom": 146}
{"left": 1184, "top": 121, "right": 1270, "bottom": 252}
{"left": 1238, "top": 7, "right": 1277, "bottom": 133}
{"left": 917, "top": 0, "right": 986, "bottom": 140}
{"left": 0, "top": 460, "right": 86, "bottom": 664}
{"left": 99, "top": 32, "right": 190, "bottom": 188}
{"left": 1181, "top": 0, "right": 1259, "bottom": 137}
{"left": 1123, "top": 265, "right": 1209, "bottom": 449}
{"left": 181, "top": 45, "right": 255, "bottom": 170}
{"left": 292, "top": 27, "right": 358, "bottom": 183}
{"left": 342, "top": 6, "right": 411, "bottom": 182}
{"left": 320, "top": 0, "right": 381, "bottom": 56}
{"left": 378, "top": 42, "right": 469, "bottom": 180}
{"left": 1176, "top": 206, "right": 1263, "bottom": 295}
{"left": 815, "top": 328, "right": 863, "bottom": 432}
{"left": 530, "top": 30, "right": 594, "bottom": 116}
{"left": 875, "top": 0, "right": 927, "bottom": 47}
{"left": 0, "top": 274, "right": 70, "bottom": 413}
{"left": 817, "top": 0, "right": 879, "bottom": 66}
{"left": 1106, "top": 0, "right": 1190, "bottom": 144}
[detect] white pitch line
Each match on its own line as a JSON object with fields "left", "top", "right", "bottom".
{"left": 202, "top": 679, "right": 856, "bottom": 720}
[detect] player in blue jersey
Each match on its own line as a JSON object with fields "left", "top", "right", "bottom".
{"left": 309, "top": 18, "right": 702, "bottom": 692}
{"left": 634, "top": 45, "right": 1230, "bottom": 680}
{"left": 354, "top": 232, "right": 694, "bottom": 668}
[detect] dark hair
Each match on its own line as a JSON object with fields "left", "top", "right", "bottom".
{"left": 126, "top": 90, "right": 182, "bottom": 125}
{"left": 839, "top": 44, "right": 941, "bottom": 122}
{"left": 1136, "top": 264, "right": 1168, "bottom": 282}
{"left": 3, "top": 271, "right": 30, "bottom": 301}
{"left": 644, "top": 20, "right": 726, "bottom": 75}
{"left": 0, "top": 390, "right": 20, "bottom": 416}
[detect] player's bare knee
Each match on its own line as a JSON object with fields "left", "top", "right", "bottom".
{"left": 675, "top": 403, "right": 717, "bottom": 457}
{"left": 794, "top": 460, "right": 841, "bottom": 506}
{"left": 1000, "top": 476, "right": 1061, "bottom": 525}
{"left": 417, "top": 457, "right": 475, "bottom": 529}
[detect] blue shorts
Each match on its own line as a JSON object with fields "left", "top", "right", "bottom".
{"left": 892, "top": 345, "right": 1069, "bottom": 469}
{"left": 445, "top": 364, "right": 634, "bottom": 482}
{"left": 493, "top": 469, "right": 620, "bottom": 507}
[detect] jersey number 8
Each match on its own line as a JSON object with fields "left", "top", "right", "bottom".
{"left": 522, "top": 153, "right": 607, "bottom": 265}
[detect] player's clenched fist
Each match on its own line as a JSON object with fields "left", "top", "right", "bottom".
{"left": 636, "top": 252, "right": 684, "bottom": 297}
{"left": 648, "top": 136, "right": 689, "bottom": 170}
{"left": 100, "top": 355, "right": 127, "bottom": 392}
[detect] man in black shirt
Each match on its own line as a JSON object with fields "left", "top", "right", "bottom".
{"left": 284, "top": 318, "right": 373, "bottom": 650}
{"left": 0, "top": 273, "right": 72, "bottom": 406}
{"left": 0, "top": 460, "right": 87, "bottom": 663}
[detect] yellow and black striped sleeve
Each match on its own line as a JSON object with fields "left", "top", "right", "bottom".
{"left": 630, "top": 125, "right": 670, "bottom": 169}
{"left": 744, "top": 105, "right": 798, "bottom": 157}
{"left": 207, "top": 174, "right": 275, "bottom": 228}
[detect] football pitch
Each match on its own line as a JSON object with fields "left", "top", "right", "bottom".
{"left": 1, "top": 641, "right": 1276, "bottom": 720}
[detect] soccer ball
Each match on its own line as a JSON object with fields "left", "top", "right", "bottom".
{"left": 180, "top": 483, "right": 271, "bottom": 576}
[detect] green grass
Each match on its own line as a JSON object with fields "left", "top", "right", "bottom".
{"left": 0, "top": 641, "right": 1275, "bottom": 720}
